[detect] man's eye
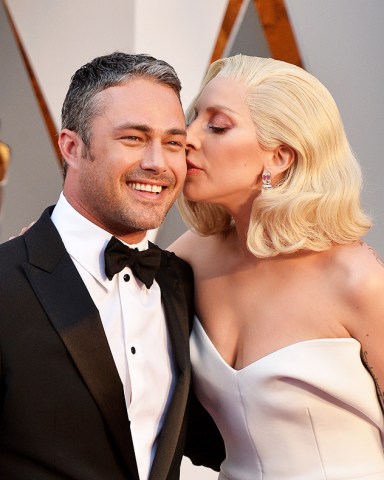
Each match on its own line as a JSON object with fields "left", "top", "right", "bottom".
{"left": 166, "top": 141, "right": 185, "bottom": 151}
{"left": 125, "top": 136, "right": 141, "bottom": 141}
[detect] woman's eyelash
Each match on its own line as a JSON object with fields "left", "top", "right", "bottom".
{"left": 208, "top": 124, "right": 227, "bottom": 133}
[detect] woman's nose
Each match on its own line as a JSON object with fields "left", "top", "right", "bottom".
{"left": 186, "top": 120, "right": 200, "bottom": 150}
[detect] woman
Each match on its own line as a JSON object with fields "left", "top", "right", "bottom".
{"left": 170, "top": 55, "right": 384, "bottom": 479}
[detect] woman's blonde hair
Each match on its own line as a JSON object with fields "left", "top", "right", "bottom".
{"left": 178, "top": 55, "right": 371, "bottom": 257}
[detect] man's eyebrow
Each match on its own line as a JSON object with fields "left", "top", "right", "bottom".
{"left": 167, "top": 128, "right": 187, "bottom": 137}
{"left": 112, "top": 123, "right": 187, "bottom": 137}
{"left": 113, "top": 123, "right": 151, "bottom": 133}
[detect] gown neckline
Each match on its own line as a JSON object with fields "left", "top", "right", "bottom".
{"left": 193, "top": 316, "right": 360, "bottom": 373}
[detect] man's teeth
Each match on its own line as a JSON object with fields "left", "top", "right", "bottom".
{"left": 128, "top": 182, "right": 162, "bottom": 193}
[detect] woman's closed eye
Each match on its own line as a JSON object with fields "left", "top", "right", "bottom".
{"left": 207, "top": 111, "right": 233, "bottom": 134}
{"left": 208, "top": 124, "right": 229, "bottom": 134}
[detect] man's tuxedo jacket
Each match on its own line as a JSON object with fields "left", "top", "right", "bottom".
{"left": 0, "top": 207, "right": 223, "bottom": 479}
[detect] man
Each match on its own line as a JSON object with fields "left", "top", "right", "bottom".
{"left": 0, "top": 52, "right": 223, "bottom": 479}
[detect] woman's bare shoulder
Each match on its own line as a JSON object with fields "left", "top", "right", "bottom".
{"left": 168, "top": 230, "right": 207, "bottom": 259}
{"left": 168, "top": 230, "right": 221, "bottom": 266}
{"left": 327, "top": 242, "right": 384, "bottom": 302}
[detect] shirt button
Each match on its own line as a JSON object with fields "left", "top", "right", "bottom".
{"left": 123, "top": 274, "right": 130, "bottom": 282}
{"left": 131, "top": 346, "right": 136, "bottom": 354}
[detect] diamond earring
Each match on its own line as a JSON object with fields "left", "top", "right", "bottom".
{"left": 262, "top": 170, "right": 272, "bottom": 190}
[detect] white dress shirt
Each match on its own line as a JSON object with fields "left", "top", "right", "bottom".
{"left": 51, "top": 193, "right": 176, "bottom": 480}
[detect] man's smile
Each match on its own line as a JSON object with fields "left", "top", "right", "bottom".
{"left": 127, "top": 182, "right": 163, "bottom": 194}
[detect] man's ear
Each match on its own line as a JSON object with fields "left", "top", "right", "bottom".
{"left": 58, "top": 129, "right": 82, "bottom": 170}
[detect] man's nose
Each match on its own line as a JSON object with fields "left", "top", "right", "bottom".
{"left": 140, "top": 142, "right": 166, "bottom": 172}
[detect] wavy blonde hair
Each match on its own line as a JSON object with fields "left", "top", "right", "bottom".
{"left": 178, "top": 55, "right": 371, "bottom": 257}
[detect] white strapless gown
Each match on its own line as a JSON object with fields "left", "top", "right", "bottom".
{"left": 191, "top": 318, "right": 384, "bottom": 479}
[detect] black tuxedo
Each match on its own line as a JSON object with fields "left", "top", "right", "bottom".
{"left": 0, "top": 207, "right": 224, "bottom": 479}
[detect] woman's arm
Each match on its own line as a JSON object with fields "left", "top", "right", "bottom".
{"left": 344, "top": 243, "right": 384, "bottom": 408}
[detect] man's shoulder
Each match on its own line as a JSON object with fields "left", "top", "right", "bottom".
{"left": 0, "top": 206, "right": 59, "bottom": 267}
{"left": 0, "top": 234, "right": 27, "bottom": 260}
{"left": 0, "top": 235, "right": 29, "bottom": 293}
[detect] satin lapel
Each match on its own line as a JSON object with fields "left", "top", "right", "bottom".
{"left": 22, "top": 208, "right": 139, "bottom": 479}
{"left": 149, "top": 249, "right": 192, "bottom": 479}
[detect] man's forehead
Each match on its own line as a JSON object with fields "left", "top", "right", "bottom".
{"left": 94, "top": 81, "right": 185, "bottom": 131}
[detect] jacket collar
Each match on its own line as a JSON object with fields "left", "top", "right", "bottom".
{"left": 149, "top": 245, "right": 193, "bottom": 479}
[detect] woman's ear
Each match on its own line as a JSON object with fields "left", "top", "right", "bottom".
{"left": 262, "top": 145, "right": 295, "bottom": 187}
{"left": 58, "top": 129, "right": 82, "bottom": 170}
{"left": 274, "top": 144, "right": 295, "bottom": 171}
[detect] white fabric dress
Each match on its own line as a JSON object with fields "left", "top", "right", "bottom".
{"left": 191, "top": 318, "right": 384, "bottom": 480}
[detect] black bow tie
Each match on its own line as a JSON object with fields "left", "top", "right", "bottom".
{"left": 104, "top": 236, "right": 162, "bottom": 289}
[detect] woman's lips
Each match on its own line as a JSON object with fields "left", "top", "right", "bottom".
{"left": 186, "top": 159, "right": 202, "bottom": 174}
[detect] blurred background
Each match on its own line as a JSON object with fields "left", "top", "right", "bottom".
{"left": 0, "top": 0, "right": 383, "bottom": 476}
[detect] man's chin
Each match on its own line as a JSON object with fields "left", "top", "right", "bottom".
{"left": 113, "top": 216, "right": 168, "bottom": 236}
